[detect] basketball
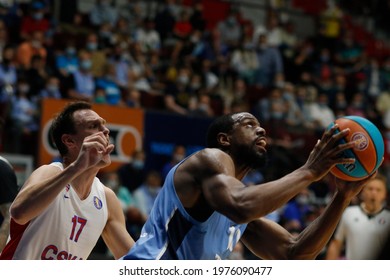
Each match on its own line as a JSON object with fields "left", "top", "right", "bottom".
{"left": 328, "top": 116, "right": 384, "bottom": 181}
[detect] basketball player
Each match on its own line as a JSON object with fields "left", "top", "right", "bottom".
{"left": 122, "top": 112, "right": 375, "bottom": 260}
{"left": 0, "top": 156, "right": 19, "bottom": 252}
{"left": 0, "top": 101, "right": 134, "bottom": 260}
{"left": 326, "top": 173, "right": 390, "bottom": 259}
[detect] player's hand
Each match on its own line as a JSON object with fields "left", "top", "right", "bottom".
{"left": 303, "top": 124, "right": 356, "bottom": 181}
{"left": 333, "top": 171, "right": 377, "bottom": 200}
{"left": 75, "top": 132, "right": 114, "bottom": 170}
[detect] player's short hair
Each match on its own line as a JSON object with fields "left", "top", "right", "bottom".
{"left": 206, "top": 113, "right": 236, "bottom": 149}
{"left": 50, "top": 101, "right": 92, "bottom": 156}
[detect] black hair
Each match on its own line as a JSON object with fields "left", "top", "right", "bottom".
{"left": 50, "top": 101, "right": 92, "bottom": 156}
{"left": 206, "top": 113, "right": 236, "bottom": 149}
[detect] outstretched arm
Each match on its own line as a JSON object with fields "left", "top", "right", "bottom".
{"left": 199, "top": 125, "right": 357, "bottom": 223}
{"left": 241, "top": 174, "right": 374, "bottom": 259}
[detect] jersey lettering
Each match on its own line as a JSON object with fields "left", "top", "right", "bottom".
{"left": 41, "top": 245, "right": 83, "bottom": 260}
{"left": 70, "top": 215, "right": 87, "bottom": 242}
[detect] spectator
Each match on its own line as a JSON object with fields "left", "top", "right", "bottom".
{"left": 23, "top": 54, "right": 50, "bottom": 98}
{"left": 281, "top": 188, "right": 317, "bottom": 231}
{"left": 123, "top": 87, "right": 141, "bottom": 108}
{"left": 0, "top": 20, "right": 9, "bottom": 61}
{"left": 20, "top": 1, "right": 51, "bottom": 40}
{"left": 163, "top": 65, "right": 193, "bottom": 115}
{"left": 101, "top": 171, "right": 146, "bottom": 241}
{"left": 161, "top": 144, "right": 186, "bottom": 179}
{"left": 308, "top": 92, "right": 336, "bottom": 130}
{"left": 34, "top": 75, "right": 62, "bottom": 104}
{"left": 230, "top": 39, "right": 258, "bottom": 86}
{"left": 55, "top": 40, "right": 79, "bottom": 82}
{"left": 117, "top": 149, "right": 147, "bottom": 193}
{"left": 8, "top": 78, "right": 39, "bottom": 155}
{"left": 83, "top": 32, "right": 107, "bottom": 78}
{"left": 89, "top": 0, "right": 118, "bottom": 28}
{"left": 16, "top": 30, "right": 47, "bottom": 70}
{"left": 173, "top": 9, "right": 193, "bottom": 42}
{"left": 216, "top": 9, "right": 242, "bottom": 49}
{"left": 95, "top": 62, "right": 123, "bottom": 106}
{"left": 253, "top": 11, "right": 283, "bottom": 48}
{"left": 345, "top": 92, "right": 366, "bottom": 118}
{"left": 154, "top": 1, "right": 176, "bottom": 43}
{"left": 66, "top": 50, "right": 95, "bottom": 102}
{"left": 0, "top": 45, "right": 17, "bottom": 103}
{"left": 133, "top": 170, "right": 162, "bottom": 218}
{"left": 134, "top": 17, "right": 161, "bottom": 54}
{"left": 0, "top": 155, "right": 19, "bottom": 252}
{"left": 254, "top": 33, "right": 284, "bottom": 88}
{"left": 189, "top": 1, "right": 206, "bottom": 32}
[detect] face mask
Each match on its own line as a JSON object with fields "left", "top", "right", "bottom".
{"left": 66, "top": 47, "right": 76, "bottom": 56}
{"left": 31, "top": 40, "right": 41, "bottom": 48}
{"left": 296, "top": 194, "right": 309, "bottom": 205}
{"left": 18, "top": 84, "right": 30, "bottom": 93}
{"left": 47, "top": 85, "right": 58, "bottom": 92}
{"left": 80, "top": 60, "right": 92, "bottom": 70}
{"left": 177, "top": 75, "right": 189, "bottom": 85}
{"left": 87, "top": 42, "right": 98, "bottom": 51}
{"left": 147, "top": 186, "right": 160, "bottom": 196}
{"left": 133, "top": 159, "right": 144, "bottom": 170}
{"left": 99, "top": 31, "right": 112, "bottom": 39}
{"left": 94, "top": 96, "right": 106, "bottom": 103}
{"left": 33, "top": 12, "right": 44, "bottom": 20}
{"left": 191, "top": 83, "right": 201, "bottom": 90}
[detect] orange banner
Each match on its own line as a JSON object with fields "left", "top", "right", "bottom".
{"left": 39, "top": 99, "right": 144, "bottom": 172}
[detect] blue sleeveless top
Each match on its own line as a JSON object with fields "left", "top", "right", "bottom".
{"left": 122, "top": 162, "right": 247, "bottom": 260}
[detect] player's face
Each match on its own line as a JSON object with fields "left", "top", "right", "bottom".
{"left": 72, "top": 109, "right": 112, "bottom": 164}
{"left": 230, "top": 113, "right": 267, "bottom": 169}
{"left": 73, "top": 109, "right": 110, "bottom": 139}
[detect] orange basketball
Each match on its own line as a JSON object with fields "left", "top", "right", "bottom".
{"left": 329, "top": 116, "right": 384, "bottom": 181}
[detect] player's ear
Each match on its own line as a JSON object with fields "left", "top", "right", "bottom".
{"left": 61, "top": 134, "right": 76, "bottom": 149}
{"left": 217, "top": 132, "right": 230, "bottom": 148}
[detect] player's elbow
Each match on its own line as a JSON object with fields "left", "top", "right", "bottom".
{"left": 226, "top": 203, "right": 257, "bottom": 224}
{"left": 10, "top": 203, "right": 30, "bottom": 225}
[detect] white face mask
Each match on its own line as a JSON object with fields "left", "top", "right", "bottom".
{"left": 296, "top": 194, "right": 309, "bottom": 205}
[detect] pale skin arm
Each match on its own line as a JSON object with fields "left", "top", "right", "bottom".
{"left": 200, "top": 126, "right": 357, "bottom": 223}
{"left": 0, "top": 202, "right": 12, "bottom": 251}
{"left": 240, "top": 175, "right": 374, "bottom": 260}
{"left": 101, "top": 187, "right": 134, "bottom": 259}
{"left": 10, "top": 132, "right": 113, "bottom": 225}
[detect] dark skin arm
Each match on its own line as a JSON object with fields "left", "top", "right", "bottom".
{"left": 241, "top": 174, "right": 375, "bottom": 259}
{"left": 175, "top": 124, "right": 356, "bottom": 223}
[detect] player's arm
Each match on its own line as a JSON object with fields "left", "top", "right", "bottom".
{"left": 10, "top": 164, "right": 79, "bottom": 225}
{"left": 241, "top": 175, "right": 372, "bottom": 259}
{"left": 11, "top": 132, "right": 112, "bottom": 225}
{"left": 101, "top": 187, "right": 134, "bottom": 259}
{"left": 199, "top": 126, "right": 357, "bottom": 223}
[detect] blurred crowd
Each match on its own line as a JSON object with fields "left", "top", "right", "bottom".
{"left": 0, "top": 0, "right": 390, "bottom": 259}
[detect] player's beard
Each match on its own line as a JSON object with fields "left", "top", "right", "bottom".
{"left": 235, "top": 143, "right": 268, "bottom": 170}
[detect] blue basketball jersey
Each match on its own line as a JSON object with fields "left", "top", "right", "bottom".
{"left": 122, "top": 162, "right": 247, "bottom": 260}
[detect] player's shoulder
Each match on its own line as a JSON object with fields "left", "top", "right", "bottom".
{"left": 195, "top": 148, "right": 231, "bottom": 162}
{"left": 186, "top": 148, "right": 233, "bottom": 169}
